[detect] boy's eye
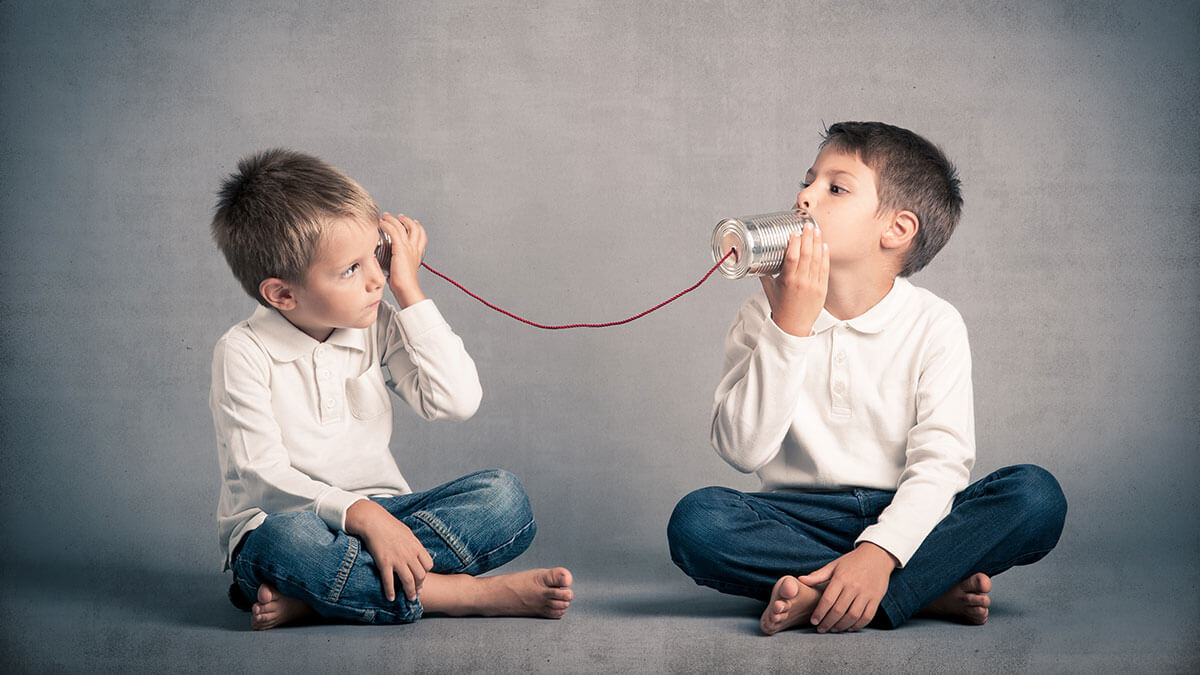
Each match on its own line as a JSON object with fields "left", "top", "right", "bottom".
{"left": 830, "top": 184, "right": 846, "bottom": 194}
{"left": 799, "top": 182, "right": 811, "bottom": 190}
{"left": 341, "top": 263, "right": 360, "bottom": 278}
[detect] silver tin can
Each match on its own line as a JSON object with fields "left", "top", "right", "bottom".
{"left": 711, "top": 209, "right": 818, "bottom": 279}
{"left": 375, "top": 228, "right": 392, "bottom": 277}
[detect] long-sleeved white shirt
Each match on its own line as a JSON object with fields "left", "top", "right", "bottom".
{"left": 710, "top": 278, "right": 974, "bottom": 566}
{"left": 210, "top": 299, "right": 481, "bottom": 570}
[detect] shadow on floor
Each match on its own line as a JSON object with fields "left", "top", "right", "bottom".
{"left": 4, "top": 560, "right": 245, "bottom": 631}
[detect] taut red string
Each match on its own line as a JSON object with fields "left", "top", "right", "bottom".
{"left": 420, "top": 250, "right": 734, "bottom": 330}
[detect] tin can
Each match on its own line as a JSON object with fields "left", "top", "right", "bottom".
{"left": 711, "top": 209, "right": 818, "bottom": 279}
{"left": 375, "top": 228, "right": 392, "bottom": 277}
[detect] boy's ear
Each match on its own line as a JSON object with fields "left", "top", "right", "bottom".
{"left": 881, "top": 210, "right": 919, "bottom": 250}
{"left": 259, "top": 278, "right": 297, "bottom": 311}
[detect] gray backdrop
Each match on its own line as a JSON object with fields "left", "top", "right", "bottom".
{"left": 1, "top": 1, "right": 1197, "bottom": 587}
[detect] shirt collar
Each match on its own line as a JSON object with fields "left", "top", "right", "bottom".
{"left": 247, "top": 305, "right": 369, "bottom": 362}
{"left": 811, "top": 277, "right": 912, "bottom": 335}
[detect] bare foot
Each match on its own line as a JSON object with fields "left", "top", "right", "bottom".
{"left": 422, "top": 567, "right": 574, "bottom": 619}
{"left": 250, "top": 583, "right": 315, "bottom": 630}
{"left": 921, "top": 573, "right": 992, "bottom": 625}
{"left": 760, "top": 575, "right": 822, "bottom": 635}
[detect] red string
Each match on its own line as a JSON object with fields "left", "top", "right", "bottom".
{"left": 420, "top": 249, "right": 735, "bottom": 330}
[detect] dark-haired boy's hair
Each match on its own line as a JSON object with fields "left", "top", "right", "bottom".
{"left": 211, "top": 149, "right": 379, "bottom": 306}
{"left": 821, "top": 122, "right": 963, "bottom": 276}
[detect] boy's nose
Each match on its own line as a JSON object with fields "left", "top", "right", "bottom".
{"left": 795, "top": 184, "right": 816, "bottom": 210}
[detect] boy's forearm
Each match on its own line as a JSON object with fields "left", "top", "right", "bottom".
{"left": 344, "top": 498, "right": 387, "bottom": 538}
{"left": 389, "top": 279, "right": 426, "bottom": 309}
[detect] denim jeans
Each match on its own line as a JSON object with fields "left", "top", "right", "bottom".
{"left": 667, "top": 464, "right": 1067, "bottom": 628}
{"left": 231, "top": 469, "right": 536, "bottom": 624}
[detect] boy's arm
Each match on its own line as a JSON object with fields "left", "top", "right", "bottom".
{"left": 378, "top": 300, "right": 482, "bottom": 421}
{"left": 377, "top": 213, "right": 482, "bottom": 421}
{"left": 709, "top": 296, "right": 809, "bottom": 471}
{"left": 711, "top": 230, "right": 827, "bottom": 472}
{"left": 854, "top": 313, "right": 974, "bottom": 567}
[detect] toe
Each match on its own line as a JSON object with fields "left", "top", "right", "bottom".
{"left": 778, "top": 576, "right": 800, "bottom": 600}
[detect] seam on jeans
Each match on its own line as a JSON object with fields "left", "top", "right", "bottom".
{"left": 412, "top": 510, "right": 474, "bottom": 568}
{"left": 687, "top": 574, "right": 769, "bottom": 600}
{"left": 476, "top": 516, "right": 535, "bottom": 565}
{"left": 985, "top": 546, "right": 1056, "bottom": 574}
{"left": 329, "top": 536, "right": 359, "bottom": 603}
{"left": 742, "top": 492, "right": 861, "bottom": 527}
{"left": 237, "top": 560, "right": 377, "bottom": 622}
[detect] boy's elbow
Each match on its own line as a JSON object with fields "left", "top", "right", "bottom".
{"left": 440, "top": 383, "right": 482, "bottom": 421}
{"left": 710, "top": 426, "right": 761, "bottom": 474}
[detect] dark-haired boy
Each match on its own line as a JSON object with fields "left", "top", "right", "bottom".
{"left": 667, "top": 122, "right": 1066, "bottom": 633}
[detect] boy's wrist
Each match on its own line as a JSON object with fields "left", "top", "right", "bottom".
{"left": 390, "top": 281, "right": 427, "bottom": 309}
{"left": 345, "top": 498, "right": 388, "bottom": 537}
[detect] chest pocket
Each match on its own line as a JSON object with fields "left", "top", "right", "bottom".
{"left": 345, "top": 368, "right": 391, "bottom": 420}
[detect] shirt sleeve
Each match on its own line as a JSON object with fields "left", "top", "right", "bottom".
{"left": 377, "top": 299, "right": 482, "bottom": 421}
{"left": 855, "top": 312, "right": 976, "bottom": 567}
{"left": 710, "top": 294, "right": 815, "bottom": 473}
{"left": 211, "top": 336, "right": 366, "bottom": 532}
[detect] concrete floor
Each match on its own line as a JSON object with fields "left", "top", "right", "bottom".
{"left": 2, "top": 555, "right": 1196, "bottom": 674}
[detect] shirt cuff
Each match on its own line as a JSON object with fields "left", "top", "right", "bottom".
{"left": 762, "top": 313, "right": 816, "bottom": 356}
{"left": 315, "top": 488, "right": 369, "bottom": 532}
{"left": 855, "top": 526, "right": 918, "bottom": 569}
{"left": 394, "top": 298, "right": 446, "bottom": 339}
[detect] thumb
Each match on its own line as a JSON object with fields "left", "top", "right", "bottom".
{"left": 799, "top": 560, "right": 836, "bottom": 586}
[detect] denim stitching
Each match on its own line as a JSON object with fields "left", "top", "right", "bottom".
{"left": 238, "top": 560, "right": 375, "bottom": 623}
{"left": 328, "top": 536, "right": 359, "bottom": 604}
{"left": 412, "top": 510, "right": 474, "bottom": 568}
{"left": 476, "top": 517, "right": 535, "bottom": 564}
{"left": 687, "top": 574, "right": 770, "bottom": 600}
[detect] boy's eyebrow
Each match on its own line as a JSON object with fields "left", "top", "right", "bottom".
{"left": 807, "top": 167, "right": 860, "bottom": 183}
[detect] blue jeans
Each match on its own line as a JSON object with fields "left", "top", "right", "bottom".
{"left": 667, "top": 464, "right": 1067, "bottom": 628}
{"left": 231, "top": 469, "right": 536, "bottom": 624}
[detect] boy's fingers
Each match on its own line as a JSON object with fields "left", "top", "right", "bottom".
{"left": 798, "top": 561, "right": 834, "bottom": 586}
{"left": 852, "top": 602, "right": 877, "bottom": 631}
{"left": 781, "top": 232, "right": 803, "bottom": 279}
{"left": 379, "top": 564, "right": 396, "bottom": 602}
{"left": 810, "top": 583, "right": 840, "bottom": 625}
{"left": 833, "top": 598, "right": 866, "bottom": 632}
{"left": 398, "top": 567, "right": 416, "bottom": 601}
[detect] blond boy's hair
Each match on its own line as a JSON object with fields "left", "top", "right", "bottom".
{"left": 211, "top": 149, "right": 379, "bottom": 306}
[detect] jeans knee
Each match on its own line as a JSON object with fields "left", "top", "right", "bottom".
{"left": 1006, "top": 464, "right": 1068, "bottom": 538}
{"left": 476, "top": 469, "right": 533, "bottom": 529}
{"left": 667, "top": 487, "right": 736, "bottom": 571}
{"left": 247, "top": 511, "right": 333, "bottom": 557}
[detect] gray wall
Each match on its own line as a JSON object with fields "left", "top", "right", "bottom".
{"left": 1, "top": 0, "right": 1196, "bottom": 578}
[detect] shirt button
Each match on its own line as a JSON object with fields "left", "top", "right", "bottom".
{"left": 318, "top": 369, "right": 331, "bottom": 379}
{"left": 832, "top": 381, "right": 846, "bottom": 395}
{"left": 324, "top": 398, "right": 336, "bottom": 409}
{"left": 835, "top": 351, "right": 847, "bottom": 363}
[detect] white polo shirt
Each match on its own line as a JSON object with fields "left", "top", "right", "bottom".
{"left": 710, "top": 278, "right": 975, "bottom": 566}
{"left": 210, "top": 299, "right": 481, "bottom": 570}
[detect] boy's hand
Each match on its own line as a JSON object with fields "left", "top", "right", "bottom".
{"left": 380, "top": 212, "right": 428, "bottom": 308}
{"left": 800, "top": 542, "right": 897, "bottom": 632}
{"left": 759, "top": 224, "right": 828, "bottom": 337}
{"left": 345, "top": 499, "right": 434, "bottom": 603}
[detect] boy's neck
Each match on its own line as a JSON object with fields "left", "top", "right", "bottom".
{"left": 824, "top": 265, "right": 898, "bottom": 321}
